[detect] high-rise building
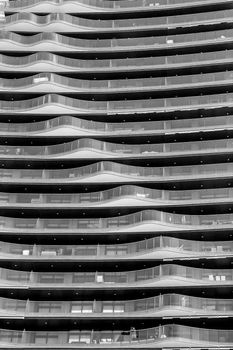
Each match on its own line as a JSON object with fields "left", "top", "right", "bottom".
{"left": 0, "top": 0, "right": 233, "bottom": 348}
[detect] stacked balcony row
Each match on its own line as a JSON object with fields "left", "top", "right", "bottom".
{"left": 0, "top": 324, "right": 232, "bottom": 348}
{"left": 1, "top": 211, "right": 233, "bottom": 231}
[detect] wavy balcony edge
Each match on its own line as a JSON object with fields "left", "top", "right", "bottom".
{"left": 0, "top": 293, "right": 231, "bottom": 318}
{"left": 1, "top": 50, "right": 233, "bottom": 72}
{"left": 0, "top": 264, "right": 230, "bottom": 287}
{"left": 1, "top": 114, "right": 233, "bottom": 137}
{"left": 2, "top": 186, "right": 233, "bottom": 210}
{"left": 6, "top": 0, "right": 233, "bottom": 14}
{"left": 3, "top": 9, "right": 233, "bottom": 33}
{"left": 0, "top": 235, "right": 231, "bottom": 260}
{"left": 1, "top": 71, "right": 233, "bottom": 95}
{"left": 2, "top": 93, "right": 233, "bottom": 115}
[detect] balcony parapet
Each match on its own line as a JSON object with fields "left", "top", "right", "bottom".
{"left": 0, "top": 162, "right": 231, "bottom": 184}
{"left": 2, "top": 93, "right": 233, "bottom": 115}
{"left": 1, "top": 210, "right": 233, "bottom": 233}
{"left": 1, "top": 71, "right": 233, "bottom": 94}
{"left": 0, "top": 265, "right": 231, "bottom": 288}
{"left": 0, "top": 235, "right": 231, "bottom": 260}
{"left": 2, "top": 9, "right": 233, "bottom": 32}
{"left": 6, "top": 0, "right": 233, "bottom": 14}
{"left": 0, "top": 293, "right": 231, "bottom": 318}
{"left": 1, "top": 137, "right": 233, "bottom": 160}
{"left": 1, "top": 115, "right": 233, "bottom": 137}
{"left": 0, "top": 50, "right": 232, "bottom": 73}
{"left": 0, "top": 324, "right": 231, "bottom": 348}
{"left": 1, "top": 186, "right": 233, "bottom": 209}
{"left": 1, "top": 29, "right": 233, "bottom": 52}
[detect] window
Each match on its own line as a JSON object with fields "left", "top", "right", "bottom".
{"left": 102, "top": 302, "right": 124, "bottom": 313}
{"left": 34, "top": 334, "right": 59, "bottom": 344}
{"left": 36, "top": 302, "right": 62, "bottom": 313}
{"left": 39, "top": 273, "right": 64, "bottom": 283}
{"left": 105, "top": 245, "right": 128, "bottom": 256}
{"left": 71, "top": 302, "right": 93, "bottom": 313}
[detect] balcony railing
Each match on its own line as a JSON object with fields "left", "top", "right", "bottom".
{"left": 6, "top": 0, "right": 232, "bottom": 11}
{"left": 0, "top": 138, "right": 233, "bottom": 159}
{"left": 1, "top": 29, "right": 233, "bottom": 51}
{"left": 1, "top": 115, "right": 233, "bottom": 136}
{"left": 0, "top": 49, "right": 232, "bottom": 71}
{"left": 0, "top": 324, "right": 231, "bottom": 346}
{"left": 0, "top": 265, "right": 231, "bottom": 286}
{"left": 1, "top": 186, "right": 233, "bottom": 207}
{"left": 0, "top": 162, "right": 232, "bottom": 183}
{"left": 1, "top": 210, "right": 233, "bottom": 232}
{"left": 3, "top": 9, "right": 233, "bottom": 31}
{"left": 0, "top": 294, "right": 232, "bottom": 317}
{"left": 0, "top": 236, "right": 231, "bottom": 259}
{"left": 1, "top": 93, "right": 233, "bottom": 114}
{"left": 0, "top": 114, "right": 231, "bottom": 135}
{"left": 1, "top": 70, "right": 233, "bottom": 92}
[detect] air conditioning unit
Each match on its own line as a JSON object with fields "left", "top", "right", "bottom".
{"left": 96, "top": 275, "right": 104, "bottom": 283}
{"left": 22, "top": 250, "right": 30, "bottom": 256}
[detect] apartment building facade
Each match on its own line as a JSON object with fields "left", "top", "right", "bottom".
{"left": 0, "top": 0, "right": 232, "bottom": 348}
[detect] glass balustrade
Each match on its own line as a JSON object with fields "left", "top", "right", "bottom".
{"left": 0, "top": 324, "right": 232, "bottom": 346}
{"left": 7, "top": 0, "right": 231, "bottom": 11}
{"left": 1, "top": 49, "right": 233, "bottom": 71}
{"left": 1, "top": 186, "right": 233, "bottom": 206}
{"left": 1, "top": 93, "right": 233, "bottom": 114}
{"left": 0, "top": 236, "right": 231, "bottom": 258}
{"left": 0, "top": 265, "right": 231, "bottom": 285}
{"left": 0, "top": 294, "right": 232, "bottom": 316}
{"left": 1, "top": 210, "right": 233, "bottom": 231}
{"left": 1, "top": 115, "right": 233, "bottom": 135}
{"left": 1, "top": 70, "right": 233, "bottom": 91}
{"left": 3, "top": 9, "right": 233, "bottom": 30}
{"left": 0, "top": 161, "right": 232, "bottom": 182}
{"left": 0, "top": 137, "right": 233, "bottom": 158}
{"left": 1, "top": 28, "right": 233, "bottom": 50}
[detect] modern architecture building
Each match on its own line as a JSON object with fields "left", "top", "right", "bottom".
{"left": 0, "top": 0, "right": 233, "bottom": 348}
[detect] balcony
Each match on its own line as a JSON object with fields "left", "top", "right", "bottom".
{"left": 1, "top": 210, "right": 233, "bottom": 233}
{"left": 1, "top": 138, "right": 233, "bottom": 161}
{"left": 0, "top": 293, "right": 232, "bottom": 318}
{"left": 1, "top": 114, "right": 233, "bottom": 138}
{"left": 6, "top": 0, "right": 233, "bottom": 15}
{"left": 2, "top": 9, "right": 233, "bottom": 33}
{"left": 0, "top": 264, "right": 231, "bottom": 288}
{"left": 0, "top": 162, "right": 232, "bottom": 185}
{"left": 0, "top": 324, "right": 231, "bottom": 347}
{"left": 2, "top": 93, "right": 233, "bottom": 116}
{"left": 0, "top": 235, "right": 231, "bottom": 261}
{"left": 0, "top": 49, "right": 232, "bottom": 73}
{"left": 1, "top": 71, "right": 233, "bottom": 95}
{"left": 1, "top": 186, "right": 233, "bottom": 211}
{"left": 1, "top": 29, "right": 233, "bottom": 53}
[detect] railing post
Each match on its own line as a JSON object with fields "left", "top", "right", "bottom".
{"left": 96, "top": 244, "right": 101, "bottom": 256}
{"left": 93, "top": 299, "right": 97, "bottom": 313}
{"left": 158, "top": 324, "right": 162, "bottom": 338}
{"left": 160, "top": 235, "right": 163, "bottom": 249}
{"left": 90, "top": 329, "right": 94, "bottom": 344}
{"left": 25, "top": 299, "right": 31, "bottom": 315}
{"left": 159, "top": 294, "right": 163, "bottom": 308}
{"left": 29, "top": 271, "right": 35, "bottom": 284}
{"left": 32, "top": 244, "right": 37, "bottom": 256}
{"left": 21, "top": 329, "right": 27, "bottom": 345}
{"left": 159, "top": 265, "right": 162, "bottom": 278}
